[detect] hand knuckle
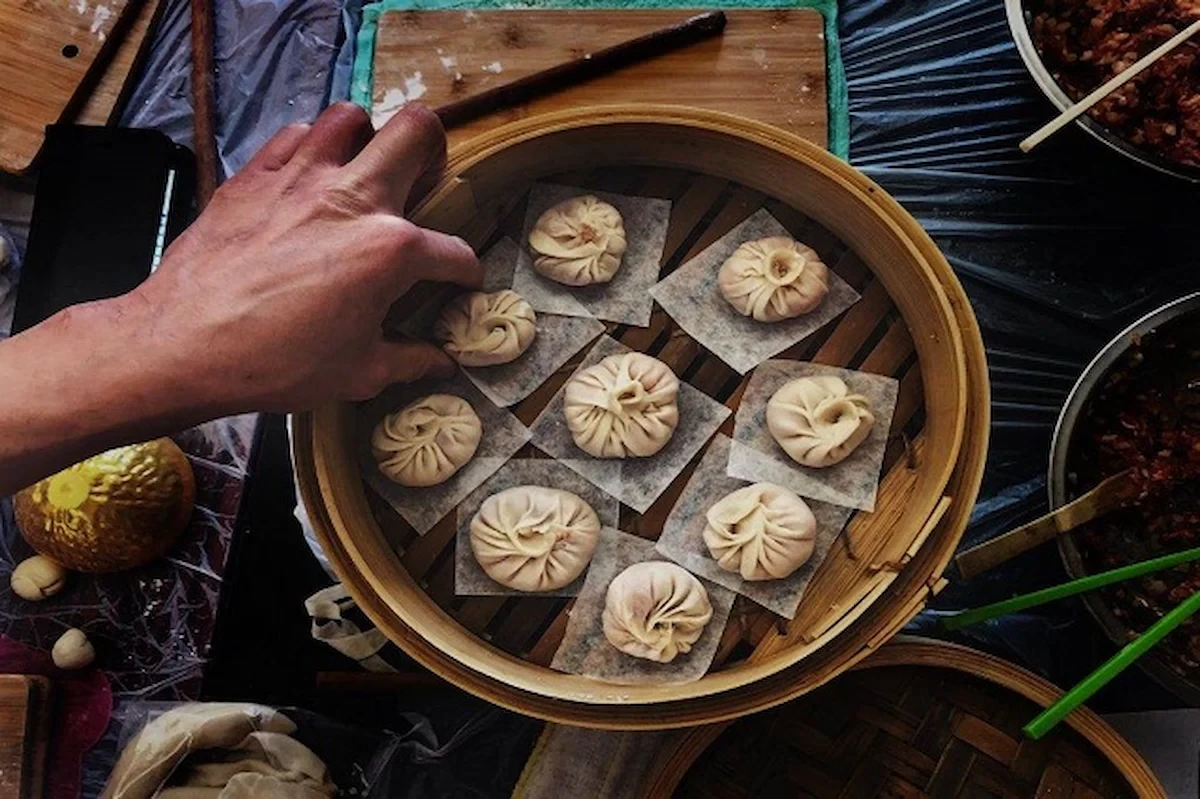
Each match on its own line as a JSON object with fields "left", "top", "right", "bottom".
{"left": 380, "top": 218, "right": 425, "bottom": 255}
{"left": 319, "top": 182, "right": 374, "bottom": 217}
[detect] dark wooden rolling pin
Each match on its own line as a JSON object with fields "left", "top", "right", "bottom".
{"left": 432, "top": 10, "right": 728, "bottom": 129}
{"left": 190, "top": 0, "right": 220, "bottom": 207}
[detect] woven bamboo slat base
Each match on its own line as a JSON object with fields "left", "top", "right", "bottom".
{"left": 646, "top": 639, "right": 1164, "bottom": 798}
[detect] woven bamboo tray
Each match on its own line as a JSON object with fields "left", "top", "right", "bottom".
{"left": 294, "top": 107, "right": 991, "bottom": 727}
{"left": 645, "top": 637, "right": 1165, "bottom": 798}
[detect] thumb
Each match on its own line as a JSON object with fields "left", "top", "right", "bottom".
{"left": 371, "top": 339, "right": 457, "bottom": 387}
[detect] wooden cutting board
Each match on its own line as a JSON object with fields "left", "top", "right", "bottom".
{"left": 0, "top": 675, "right": 50, "bottom": 799}
{"left": 74, "top": 0, "right": 163, "bottom": 125}
{"left": 0, "top": 0, "right": 135, "bottom": 174}
{"left": 372, "top": 9, "right": 827, "bottom": 149}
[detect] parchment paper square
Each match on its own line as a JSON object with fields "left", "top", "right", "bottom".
{"left": 454, "top": 459, "right": 620, "bottom": 597}
{"left": 649, "top": 209, "right": 860, "bottom": 374}
{"left": 528, "top": 335, "right": 732, "bottom": 513}
{"left": 512, "top": 184, "right": 671, "bottom": 327}
{"left": 462, "top": 312, "right": 606, "bottom": 408}
{"left": 655, "top": 435, "right": 854, "bottom": 619}
{"left": 728, "top": 360, "right": 898, "bottom": 512}
{"left": 358, "top": 373, "right": 531, "bottom": 535}
{"left": 550, "top": 529, "right": 736, "bottom": 685}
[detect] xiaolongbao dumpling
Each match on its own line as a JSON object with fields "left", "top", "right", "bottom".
{"left": 766, "top": 376, "right": 874, "bottom": 468}
{"left": 371, "top": 394, "right": 482, "bottom": 487}
{"left": 564, "top": 353, "right": 679, "bottom": 459}
{"left": 602, "top": 561, "right": 713, "bottom": 663}
{"left": 470, "top": 486, "right": 601, "bottom": 591}
{"left": 435, "top": 290, "right": 536, "bottom": 367}
{"left": 703, "top": 483, "right": 817, "bottom": 581}
{"left": 528, "top": 195, "right": 627, "bottom": 286}
{"left": 718, "top": 236, "right": 830, "bottom": 323}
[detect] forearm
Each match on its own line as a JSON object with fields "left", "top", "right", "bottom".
{"left": 0, "top": 293, "right": 224, "bottom": 494}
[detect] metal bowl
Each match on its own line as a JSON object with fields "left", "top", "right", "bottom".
{"left": 1051, "top": 292, "right": 1200, "bottom": 705}
{"left": 1005, "top": 0, "right": 1200, "bottom": 183}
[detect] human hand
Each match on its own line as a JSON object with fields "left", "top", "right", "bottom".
{"left": 129, "top": 102, "right": 481, "bottom": 413}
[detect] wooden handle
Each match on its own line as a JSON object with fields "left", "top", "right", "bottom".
{"left": 189, "top": 0, "right": 220, "bottom": 208}
{"left": 1020, "top": 18, "right": 1200, "bottom": 153}
{"left": 433, "top": 11, "right": 727, "bottom": 130}
{"left": 955, "top": 470, "right": 1133, "bottom": 581}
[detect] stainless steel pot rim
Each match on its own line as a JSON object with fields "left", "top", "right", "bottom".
{"left": 1004, "top": 0, "right": 1200, "bottom": 184}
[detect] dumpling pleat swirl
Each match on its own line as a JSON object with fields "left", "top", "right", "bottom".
{"left": 470, "top": 486, "right": 601, "bottom": 591}
{"left": 564, "top": 353, "right": 680, "bottom": 458}
{"left": 371, "top": 394, "right": 482, "bottom": 487}
{"left": 602, "top": 562, "right": 713, "bottom": 663}
{"left": 528, "top": 195, "right": 627, "bottom": 286}
{"left": 703, "top": 483, "right": 817, "bottom": 581}
{"left": 766, "top": 376, "right": 874, "bottom": 468}
{"left": 718, "top": 236, "right": 830, "bottom": 323}
{"left": 435, "top": 290, "right": 536, "bottom": 367}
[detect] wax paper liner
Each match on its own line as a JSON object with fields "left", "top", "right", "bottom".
{"left": 358, "top": 373, "right": 531, "bottom": 535}
{"left": 463, "top": 312, "right": 606, "bottom": 408}
{"left": 654, "top": 434, "right": 854, "bottom": 619}
{"left": 528, "top": 335, "right": 732, "bottom": 513}
{"left": 512, "top": 184, "right": 671, "bottom": 327}
{"left": 728, "top": 360, "right": 898, "bottom": 512}
{"left": 649, "top": 208, "right": 860, "bottom": 374}
{"left": 550, "top": 529, "right": 735, "bottom": 685}
{"left": 454, "top": 459, "right": 620, "bottom": 597}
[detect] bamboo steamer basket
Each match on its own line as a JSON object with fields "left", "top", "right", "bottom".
{"left": 645, "top": 637, "right": 1164, "bottom": 797}
{"left": 295, "top": 106, "right": 991, "bottom": 728}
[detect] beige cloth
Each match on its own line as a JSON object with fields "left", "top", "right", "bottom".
{"left": 102, "top": 703, "right": 336, "bottom": 799}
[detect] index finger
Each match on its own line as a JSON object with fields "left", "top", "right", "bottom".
{"left": 342, "top": 104, "right": 446, "bottom": 213}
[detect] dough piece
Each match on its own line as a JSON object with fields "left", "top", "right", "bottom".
{"left": 602, "top": 562, "right": 713, "bottom": 663}
{"left": 703, "top": 483, "right": 817, "bottom": 581}
{"left": 528, "top": 195, "right": 627, "bottom": 286}
{"left": 564, "top": 353, "right": 680, "bottom": 458}
{"left": 52, "top": 628, "right": 95, "bottom": 670}
{"left": 718, "top": 236, "right": 830, "bottom": 323}
{"left": 469, "top": 486, "right": 602, "bottom": 591}
{"left": 767, "top": 376, "right": 875, "bottom": 468}
{"left": 435, "top": 290, "right": 537, "bottom": 367}
{"left": 10, "top": 555, "right": 68, "bottom": 601}
{"left": 371, "top": 394, "right": 482, "bottom": 487}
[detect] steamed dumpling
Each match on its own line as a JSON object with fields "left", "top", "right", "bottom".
{"left": 371, "top": 394, "right": 482, "bottom": 487}
{"left": 528, "top": 195, "right": 627, "bottom": 286}
{"left": 435, "top": 290, "right": 536, "bottom": 367}
{"left": 470, "top": 486, "right": 601, "bottom": 591}
{"left": 703, "top": 483, "right": 817, "bottom": 581}
{"left": 718, "top": 236, "right": 830, "bottom": 323}
{"left": 602, "top": 562, "right": 713, "bottom": 663}
{"left": 766, "top": 376, "right": 874, "bottom": 468}
{"left": 564, "top": 353, "right": 679, "bottom": 459}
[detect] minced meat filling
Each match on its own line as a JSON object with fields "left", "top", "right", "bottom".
{"left": 1072, "top": 321, "right": 1200, "bottom": 678}
{"left": 1029, "top": 0, "right": 1200, "bottom": 166}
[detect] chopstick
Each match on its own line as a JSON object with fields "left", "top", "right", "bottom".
{"left": 433, "top": 11, "right": 727, "bottom": 129}
{"left": 1024, "top": 587, "right": 1200, "bottom": 739}
{"left": 1020, "top": 17, "right": 1200, "bottom": 153}
{"left": 942, "top": 544, "right": 1200, "bottom": 631}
